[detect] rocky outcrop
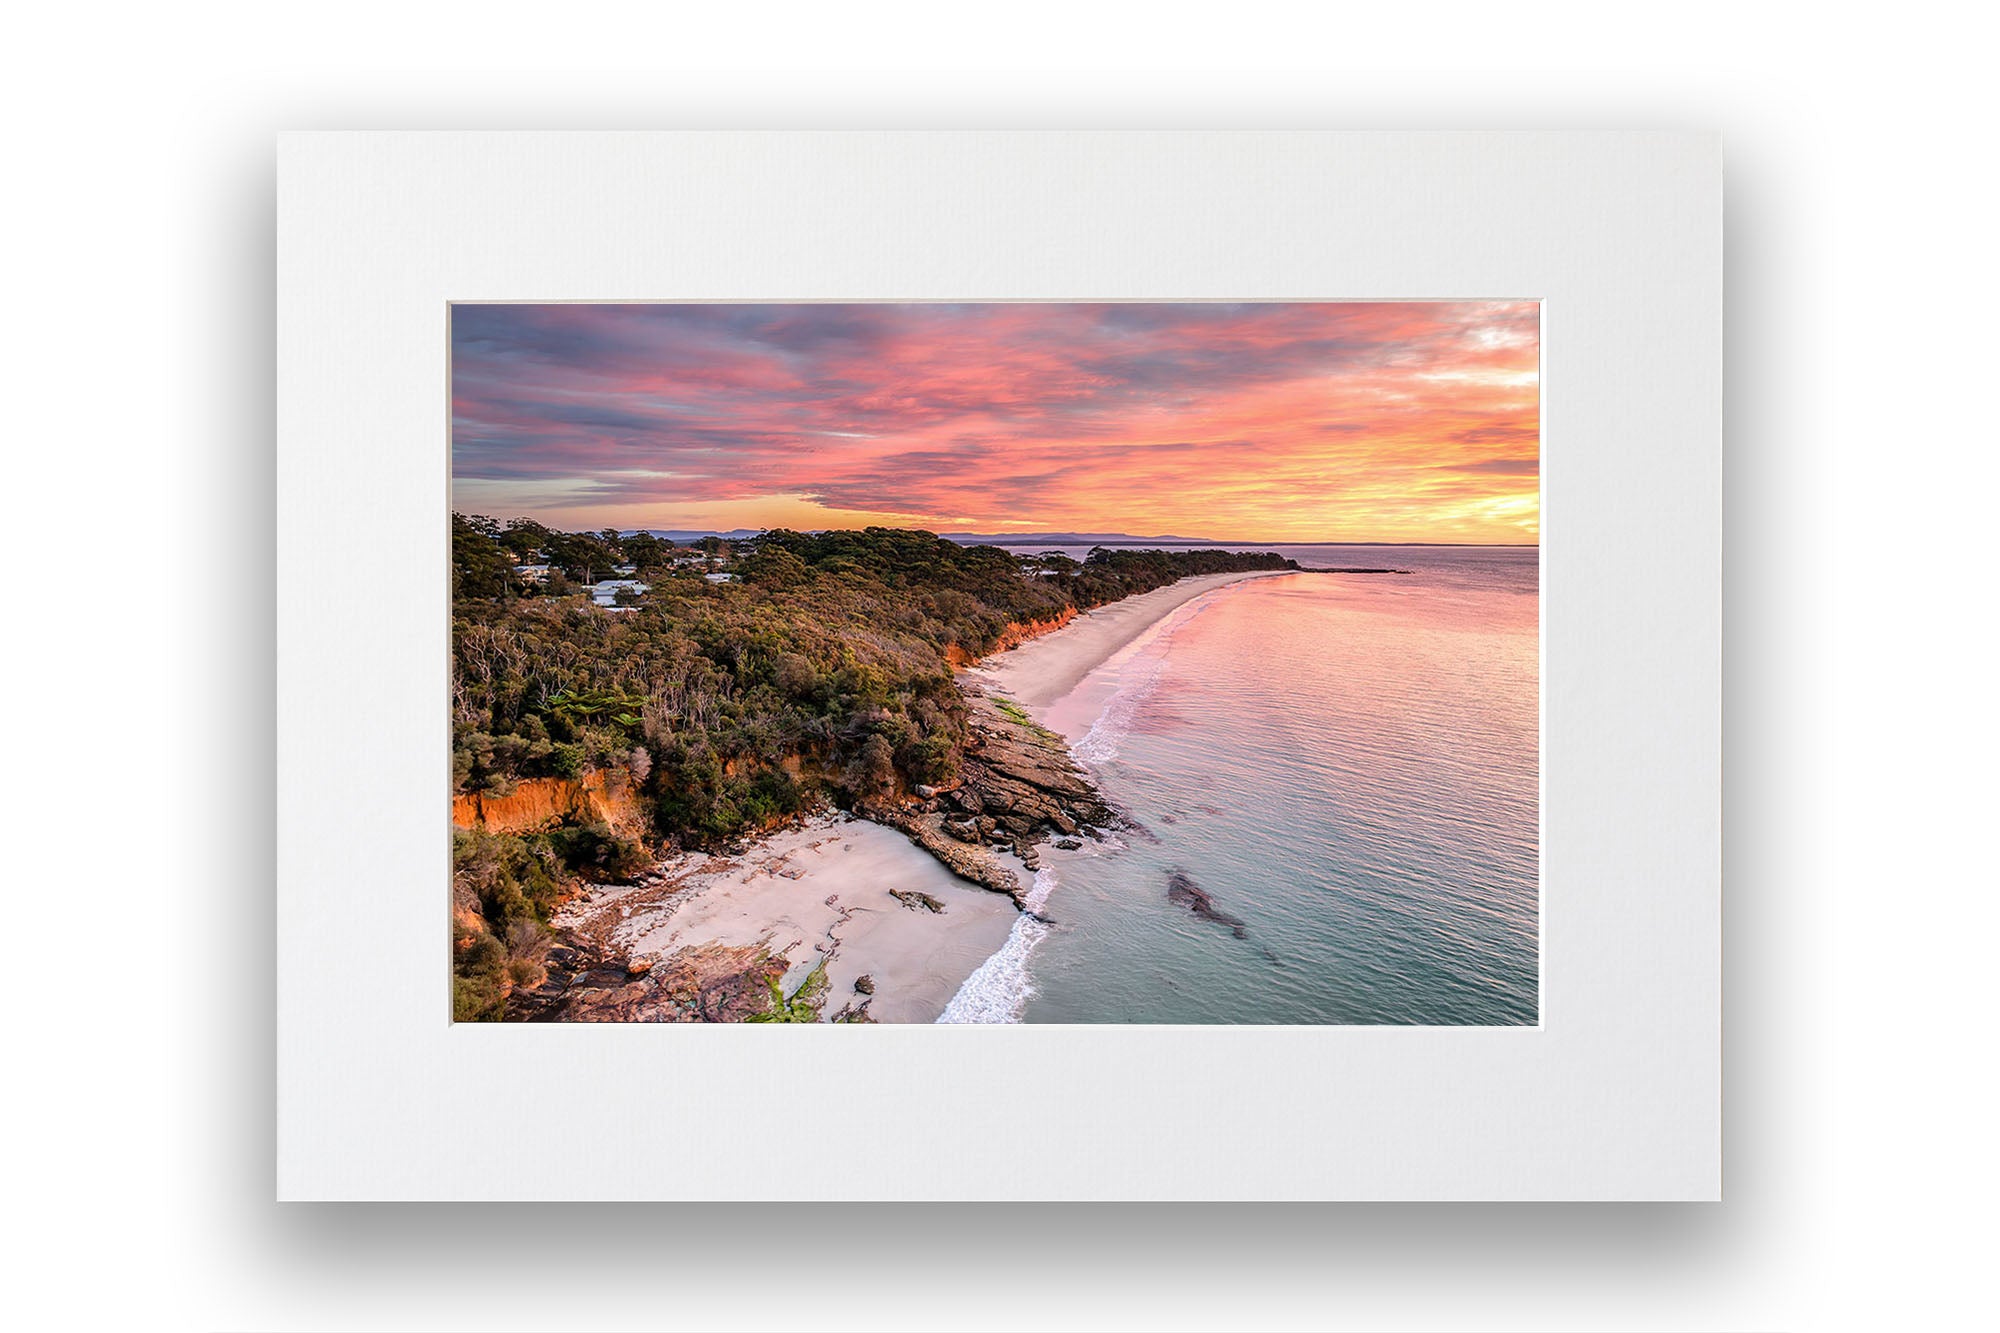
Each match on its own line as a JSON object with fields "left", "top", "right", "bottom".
{"left": 827, "top": 998, "right": 876, "bottom": 1024}
{"left": 452, "top": 768, "right": 647, "bottom": 840}
{"left": 508, "top": 940, "right": 787, "bottom": 1023}
{"left": 1301, "top": 566, "right": 1411, "bottom": 575}
{"left": 950, "top": 686, "right": 1111, "bottom": 836}
{"left": 871, "top": 685, "right": 1114, "bottom": 907}
{"left": 875, "top": 808, "right": 1025, "bottom": 903}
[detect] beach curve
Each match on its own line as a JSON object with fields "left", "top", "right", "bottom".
{"left": 530, "top": 572, "right": 1293, "bottom": 1025}
{"left": 964, "top": 569, "right": 1294, "bottom": 711}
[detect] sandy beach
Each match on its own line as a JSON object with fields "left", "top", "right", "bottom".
{"left": 550, "top": 812, "right": 1021, "bottom": 1023}
{"left": 967, "top": 569, "right": 1293, "bottom": 709}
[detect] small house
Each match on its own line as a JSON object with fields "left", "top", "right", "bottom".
{"left": 589, "top": 578, "right": 650, "bottom": 607}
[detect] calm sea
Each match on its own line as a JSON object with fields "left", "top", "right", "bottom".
{"left": 941, "top": 544, "right": 1539, "bottom": 1025}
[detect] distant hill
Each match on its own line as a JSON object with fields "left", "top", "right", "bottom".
{"left": 619, "top": 527, "right": 1220, "bottom": 546}
{"left": 941, "top": 531, "right": 1216, "bottom": 546}
{"left": 617, "top": 526, "right": 1528, "bottom": 548}
{"left": 621, "top": 528, "right": 765, "bottom": 543}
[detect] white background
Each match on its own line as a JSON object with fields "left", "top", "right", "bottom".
{"left": 278, "top": 131, "right": 1717, "bottom": 1204}
{"left": 7, "top": 2, "right": 1993, "bottom": 1330}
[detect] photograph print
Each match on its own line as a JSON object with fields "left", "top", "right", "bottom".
{"left": 449, "top": 301, "right": 1539, "bottom": 1025}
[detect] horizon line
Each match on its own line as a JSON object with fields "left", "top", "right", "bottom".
{"left": 627, "top": 526, "right": 1537, "bottom": 548}
{"left": 459, "top": 514, "right": 1537, "bottom": 548}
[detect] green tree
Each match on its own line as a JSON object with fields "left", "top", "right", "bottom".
{"left": 452, "top": 512, "right": 513, "bottom": 600}
{"left": 624, "top": 532, "right": 669, "bottom": 571}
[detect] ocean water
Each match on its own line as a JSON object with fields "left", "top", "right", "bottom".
{"left": 941, "top": 545, "right": 1539, "bottom": 1025}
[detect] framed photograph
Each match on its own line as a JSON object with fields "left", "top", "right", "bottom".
{"left": 447, "top": 297, "right": 1540, "bottom": 1030}
{"left": 278, "top": 131, "right": 1720, "bottom": 1199}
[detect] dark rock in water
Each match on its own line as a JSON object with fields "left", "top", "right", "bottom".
{"left": 1166, "top": 870, "right": 1248, "bottom": 939}
{"left": 853, "top": 973, "right": 875, "bottom": 995}
{"left": 1054, "top": 837, "right": 1082, "bottom": 851}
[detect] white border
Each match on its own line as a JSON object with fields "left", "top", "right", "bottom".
{"left": 278, "top": 131, "right": 1719, "bottom": 1200}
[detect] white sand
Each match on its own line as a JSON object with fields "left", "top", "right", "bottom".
{"left": 553, "top": 813, "right": 1018, "bottom": 1023}
{"left": 967, "top": 570, "right": 1293, "bottom": 709}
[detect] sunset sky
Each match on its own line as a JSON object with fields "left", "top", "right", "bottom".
{"left": 450, "top": 302, "right": 1538, "bottom": 543}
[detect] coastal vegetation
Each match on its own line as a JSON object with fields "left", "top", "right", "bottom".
{"left": 746, "top": 958, "right": 829, "bottom": 1023}
{"left": 450, "top": 826, "right": 569, "bottom": 1020}
{"left": 449, "top": 516, "right": 1295, "bottom": 1018}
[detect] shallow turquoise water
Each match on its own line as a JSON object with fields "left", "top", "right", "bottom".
{"left": 941, "top": 547, "right": 1539, "bottom": 1025}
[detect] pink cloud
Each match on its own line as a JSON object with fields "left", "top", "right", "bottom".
{"left": 451, "top": 302, "right": 1539, "bottom": 541}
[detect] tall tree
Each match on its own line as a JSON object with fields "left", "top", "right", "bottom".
{"left": 451, "top": 513, "right": 513, "bottom": 599}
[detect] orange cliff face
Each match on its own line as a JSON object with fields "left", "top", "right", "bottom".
{"left": 942, "top": 607, "right": 1076, "bottom": 668}
{"left": 452, "top": 768, "right": 648, "bottom": 839}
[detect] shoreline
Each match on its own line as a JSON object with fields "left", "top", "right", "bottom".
{"left": 542, "top": 811, "right": 1020, "bottom": 1023}
{"left": 526, "top": 570, "right": 1290, "bottom": 1023}
{"left": 965, "top": 568, "right": 1293, "bottom": 710}
{"left": 933, "top": 571, "right": 1294, "bottom": 1021}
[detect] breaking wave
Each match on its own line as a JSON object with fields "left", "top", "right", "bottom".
{"left": 1071, "top": 654, "right": 1164, "bottom": 765}
{"left": 936, "top": 868, "right": 1058, "bottom": 1024}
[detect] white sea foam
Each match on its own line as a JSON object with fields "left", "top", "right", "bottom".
{"left": 936, "top": 868, "right": 1058, "bottom": 1024}
{"left": 1071, "top": 657, "right": 1161, "bottom": 765}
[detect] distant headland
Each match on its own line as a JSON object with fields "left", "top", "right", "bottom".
{"left": 619, "top": 527, "right": 1535, "bottom": 548}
